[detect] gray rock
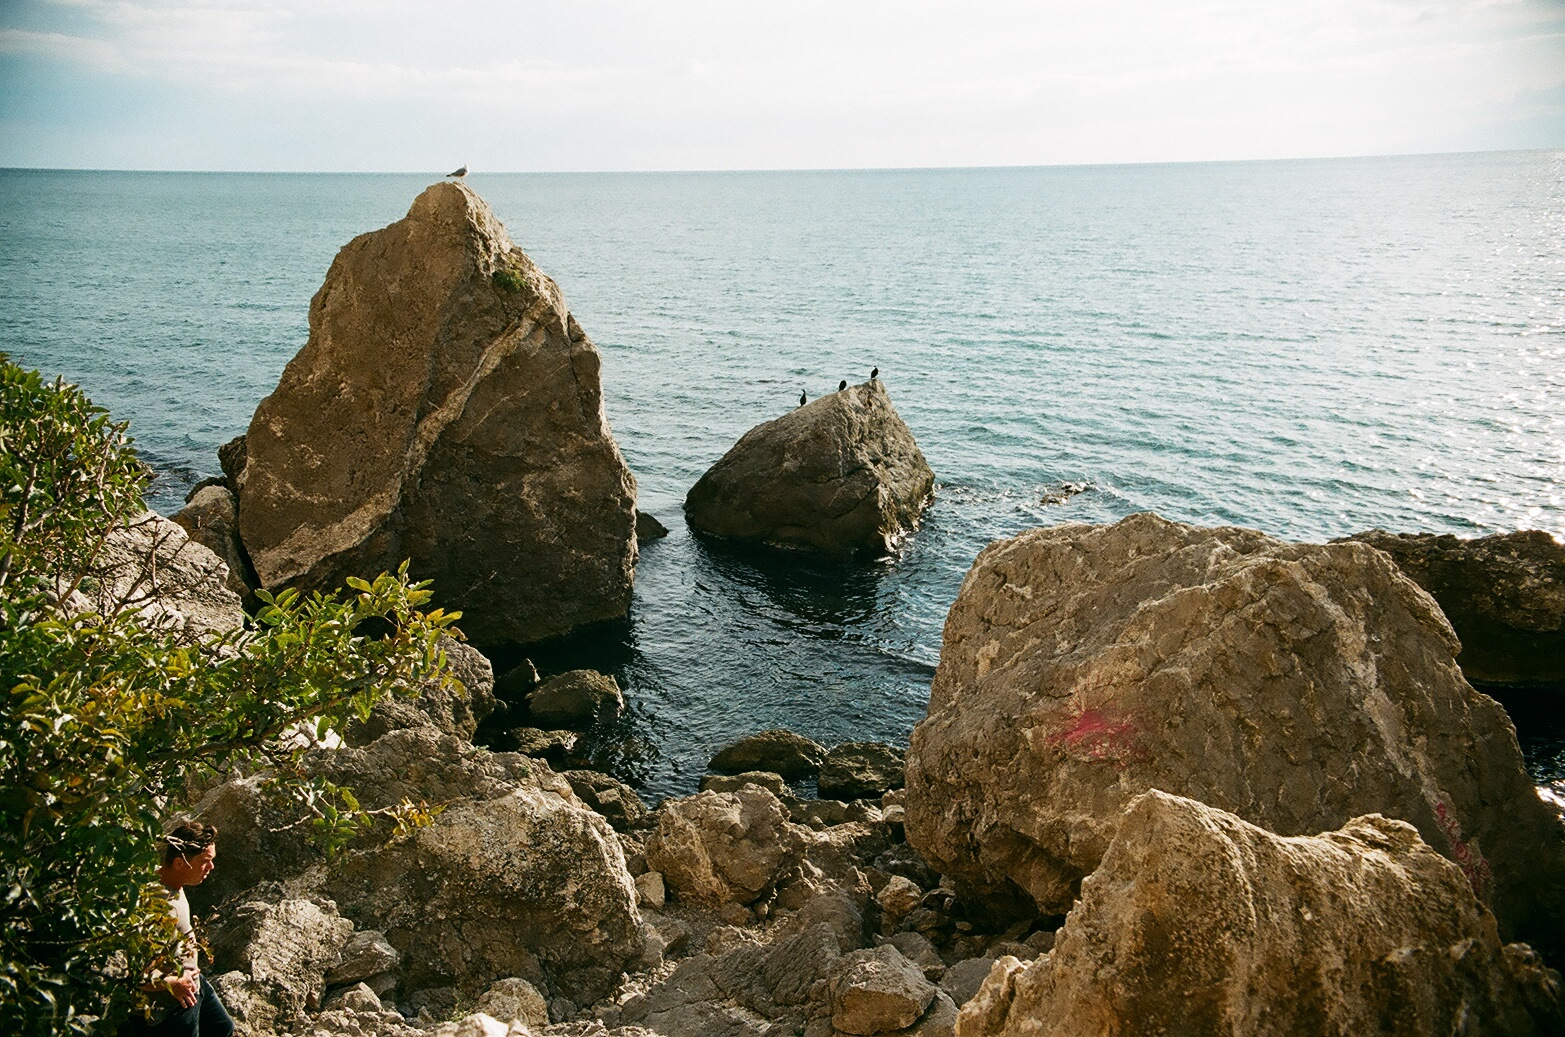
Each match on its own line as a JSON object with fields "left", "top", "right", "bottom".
{"left": 646, "top": 787, "right": 809, "bottom": 906}
{"left": 63, "top": 512, "right": 244, "bottom": 638}
{"left": 905, "top": 513, "right": 1565, "bottom": 959}
{"left": 878, "top": 932, "right": 944, "bottom": 981}
{"left": 472, "top": 977, "right": 548, "bottom": 1029}
{"left": 635, "top": 511, "right": 669, "bottom": 542}
{"left": 344, "top": 637, "right": 496, "bottom": 745}
{"left": 709, "top": 730, "right": 826, "bottom": 780}
{"left": 528, "top": 669, "right": 623, "bottom": 727}
{"left": 819, "top": 742, "right": 905, "bottom": 800}
{"left": 564, "top": 769, "right": 651, "bottom": 832}
{"left": 324, "top": 785, "right": 640, "bottom": 1004}
{"left": 700, "top": 771, "right": 791, "bottom": 798}
{"left": 1340, "top": 528, "right": 1565, "bottom": 688}
{"left": 938, "top": 958, "right": 996, "bottom": 1007}
{"left": 236, "top": 181, "right": 637, "bottom": 646}
{"left": 194, "top": 727, "right": 639, "bottom": 1004}
{"left": 171, "top": 484, "right": 254, "bottom": 599}
{"left": 830, "top": 944, "right": 938, "bottom": 1035}
{"left": 325, "top": 929, "right": 400, "bottom": 986}
{"left": 684, "top": 380, "right": 934, "bottom": 559}
{"left": 954, "top": 791, "right": 1565, "bottom": 1036}
{"left": 206, "top": 896, "right": 353, "bottom": 1031}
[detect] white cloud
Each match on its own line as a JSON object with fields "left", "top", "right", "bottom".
{"left": 3, "top": 0, "right": 1562, "bottom": 168}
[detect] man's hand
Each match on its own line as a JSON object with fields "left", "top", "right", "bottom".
{"left": 167, "top": 973, "right": 199, "bottom": 1009}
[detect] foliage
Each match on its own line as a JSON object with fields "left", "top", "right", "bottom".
{"left": 0, "top": 357, "right": 459, "bottom": 1036}
{"left": 491, "top": 266, "right": 526, "bottom": 293}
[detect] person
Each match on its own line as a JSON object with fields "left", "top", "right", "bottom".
{"left": 128, "top": 822, "right": 234, "bottom": 1037}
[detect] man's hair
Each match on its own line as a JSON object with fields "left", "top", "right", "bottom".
{"left": 161, "top": 821, "right": 218, "bottom": 866}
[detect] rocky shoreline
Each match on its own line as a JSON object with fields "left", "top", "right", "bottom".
{"left": 132, "top": 182, "right": 1565, "bottom": 1035}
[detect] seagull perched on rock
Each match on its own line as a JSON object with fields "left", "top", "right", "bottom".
{"left": 447, "top": 165, "right": 468, "bottom": 178}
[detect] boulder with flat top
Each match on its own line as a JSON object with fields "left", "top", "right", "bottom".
{"left": 906, "top": 513, "right": 1565, "bottom": 959}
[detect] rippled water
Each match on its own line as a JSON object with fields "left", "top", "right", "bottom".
{"left": 2, "top": 153, "right": 1562, "bottom": 799}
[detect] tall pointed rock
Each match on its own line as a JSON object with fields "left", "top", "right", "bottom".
{"left": 237, "top": 182, "right": 636, "bottom": 644}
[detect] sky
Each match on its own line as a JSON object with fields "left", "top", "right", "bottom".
{"left": 0, "top": 0, "right": 1562, "bottom": 171}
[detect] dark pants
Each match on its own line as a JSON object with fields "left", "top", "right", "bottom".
{"left": 127, "top": 975, "right": 234, "bottom": 1037}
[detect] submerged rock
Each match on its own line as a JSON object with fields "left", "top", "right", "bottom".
{"left": 684, "top": 380, "right": 933, "bottom": 559}
{"left": 236, "top": 181, "right": 637, "bottom": 645}
{"left": 1341, "top": 528, "right": 1565, "bottom": 688}
{"left": 905, "top": 513, "right": 1565, "bottom": 957}
{"left": 955, "top": 792, "right": 1564, "bottom": 1036}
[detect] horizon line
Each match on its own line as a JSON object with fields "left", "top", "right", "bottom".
{"left": 2, "top": 146, "right": 1557, "bottom": 178}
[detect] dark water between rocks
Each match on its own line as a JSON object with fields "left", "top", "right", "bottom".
{"left": 1, "top": 152, "right": 1561, "bottom": 801}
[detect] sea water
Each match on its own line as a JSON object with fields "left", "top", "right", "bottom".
{"left": 1, "top": 152, "right": 1561, "bottom": 800}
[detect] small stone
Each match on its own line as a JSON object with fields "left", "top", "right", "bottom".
{"left": 635, "top": 511, "right": 670, "bottom": 542}
{"left": 472, "top": 977, "right": 548, "bottom": 1029}
{"left": 877, "top": 875, "right": 923, "bottom": 927}
{"left": 830, "top": 944, "right": 937, "bottom": 1035}
{"left": 634, "top": 871, "right": 666, "bottom": 910}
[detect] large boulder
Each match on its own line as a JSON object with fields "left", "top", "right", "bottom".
{"left": 830, "top": 944, "right": 938, "bottom": 1034}
{"left": 62, "top": 512, "right": 244, "bottom": 636}
{"left": 192, "top": 729, "right": 641, "bottom": 1003}
{"left": 1340, "top": 529, "right": 1565, "bottom": 688}
{"left": 955, "top": 791, "right": 1563, "bottom": 1036}
{"left": 526, "top": 669, "right": 623, "bottom": 727}
{"left": 236, "top": 181, "right": 637, "bottom": 645}
{"left": 684, "top": 380, "right": 934, "bottom": 559}
{"left": 646, "top": 787, "right": 809, "bottom": 906}
{"left": 323, "top": 784, "right": 640, "bottom": 1005}
{"left": 905, "top": 513, "right": 1565, "bottom": 957}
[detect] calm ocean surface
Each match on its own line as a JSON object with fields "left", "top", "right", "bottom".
{"left": 2, "top": 152, "right": 1562, "bottom": 800}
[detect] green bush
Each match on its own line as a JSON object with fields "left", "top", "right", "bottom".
{"left": 0, "top": 357, "right": 457, "bottom": 1035}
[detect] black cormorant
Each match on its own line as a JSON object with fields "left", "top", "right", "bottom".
{"left": 799, "top": 390, "right": 807, "bottom": 406}
{"left": 871, "top": 366, "right": 879, "bottom": 379}
{"left": 838, "top": 380, "right": 847, "bottom": 391}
